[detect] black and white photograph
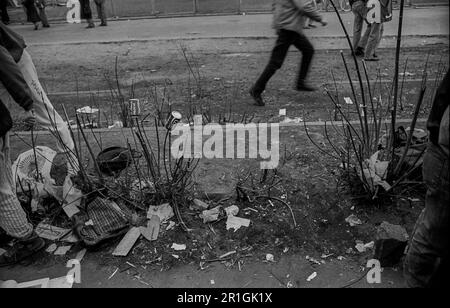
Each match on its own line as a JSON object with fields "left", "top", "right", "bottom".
{"left": 0, "top": 0, "right": 448, "bottom": 291}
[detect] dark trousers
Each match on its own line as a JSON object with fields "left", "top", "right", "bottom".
{"left": 253, "top": 29, "right": 315, "bottom": 94}
{"left": 404, "top": 142, "right": 450, "bottom": 288}
{"left": 94, "top": 0, "right": 107, "bottom": 25}
{"left": 0, "top": 0, "right": 8, "bottom": 24}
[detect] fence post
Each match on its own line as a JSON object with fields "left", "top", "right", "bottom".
{"left": 193, "top": 0, "right": 198, "bottom": 14}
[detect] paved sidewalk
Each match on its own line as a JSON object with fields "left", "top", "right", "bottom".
{"left": 9, "top": 7, "right": 449, "bottom": 46}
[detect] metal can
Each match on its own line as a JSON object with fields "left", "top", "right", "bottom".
{"left": 128, "top": 99, "right": 141, "bottom": 117}
{"left": 165, "top": 111, "right": 182, "bottom": 130}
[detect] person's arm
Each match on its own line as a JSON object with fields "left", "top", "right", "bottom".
{"left": 292, "top": 0, "right": 324, "bottom": 24}
{"left": 0, "top": 45, "right": 34, "bottom": 111}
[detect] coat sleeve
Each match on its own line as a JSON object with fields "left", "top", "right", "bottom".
{"left": 292, "top": 0, "right": 323, "bottom": 23}
{"left": 0, "top": 45, "right": 34, "bottom": 111}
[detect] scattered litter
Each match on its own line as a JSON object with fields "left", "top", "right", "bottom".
{"left": 112, "top": 227, "right": 141, "bottom": 257}
{"left": 226, "top": 216, "right": 250, "bottom": 232}
{"left": 35, "top": 223, "right": 71, "bottom": 241}
{"left": 108, "top": 268, "right": 119, "bottom": 280}
{"left": 140, "top": 216, "right": 160, "bottom": 241}
{"left": 171, "top": 243, "right": 187, "bottom": 251}
{"left": 76, "top": 106, "right": 99, "bottom": 114}
{"left": 85, "top": 220, "right": 94, "bottom": 226}
{"left": 355, "top": 241, "right": 366, "bottom": 253}
{"left": 283, "top": 247, "right": 289, "bottom": 253}
{"left": 147, "top": 203, "right": 174, "bottom": 222}
{"left": 193, "top": 199, "right": 209, "bottom": 210}
{"left": 359, "top": 151, "right": 391, "bottom": 192}
{"left": 344, "top": 97, "right": 354, "bottom": 105}
{"left": 200, "top": 206, "right": 222, "bottom": 223}
{"left": 364, "top": 241, "right": 375, "bottom": 250}
{"left": 60, "top": 231, "right": 80, "bottom": 244}
{"left": 214, "top": 77, "right": 222, "bottom": 81}
{"left": 243, "top": 207, "right": 258, "bottom": 213}
{"left": 307, "top": 272, "right": 317, "bottom": 282}
{"left": 108, "top": 121, "right": 123, "bottom": 129}
{"left": 266, "top": 254, "right": 275, "bottom": 262}
{"left": 287, "top": 281, "right": 294, "bottom": 288}
{"left": 126, "top": 262, "right": 136, "bottom": 268}
{"left": 321, "top": 253, "right": 334, "bottom": 259}
{"left": 54, "top": 246, "right": 72, "bottom": 256}
{"left": 345, "top": 214, "right": 363, "bottom": 227}
{"left": 337, "top": 256, "right": 345, "bottom": 261}
{"left": 306, "top": 256, "right": 322, "bottom": 265}
{"left": 166, "top": 221, "right": 176, "bottom": 231}
{"left": 172, "top": 254, "right": 180, "bottom": 259}
{"left": 279, "top": 109, "right": 287, "bottom": 116}
{"left": 210, "top": 280, "right": 215, "bottom": 285}
{"left": 224, "top": 205, "right": 239, "bottom": 216}
{"left": 219, "top": 251, "right": 236, "bottom": 259}
{"left": 45, "top": 244, "right": 58, "bottom": 253}
{"left": 281, "top": 117, "right": 303, "bottom": 124}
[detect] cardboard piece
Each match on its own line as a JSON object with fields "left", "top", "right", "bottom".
{"left": 226, "top": 216, "right": 251, "bottom": 232}
{"left": 35, "top": 223, "right": 71, "bottom": 241}
{"left": 147, "top": 203, "right": 174, "bottom": 223}
{"left": 140, "top": 216, "right": 160, "bottom": 241}
{"left": 112, "top": 227, "right": 141, "bottom": 256}
{"left": 54, "top": 246, "right": 72, "bottom": 256}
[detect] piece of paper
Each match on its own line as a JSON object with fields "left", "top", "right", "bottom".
{"left": 226, "top": 216, "right": 250, "bottom": 232}
{"left": 54, "top": 246, "right": 72, "bottom": 256}
{"left": 171, "top": 243, "right": 186, "bottom": 251}
{"left": 112, "top": 227, "right": 141, "bottom": 257}
{"left": 35, "top": 223, "right": 71, "bottom": 241}
{"left": 140, "top": 216, "right": 160, "bottom": 241}
{"left": 46, "top": 244, "right": 58, "bottom": 253}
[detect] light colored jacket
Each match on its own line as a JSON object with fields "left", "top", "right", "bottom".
{"left": 272, "top": 0, "right": 323, "bottom": 34}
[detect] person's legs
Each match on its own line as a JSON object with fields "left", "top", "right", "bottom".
{"left": 404, "top": 143, "right": 450, "bottom": 288}
{"left": 17, "top": 50, "right": 75, "bottom": 153}
{"left": 252, "top": 30, "right": 293, "bottom": 96}
{"left": 373, "top": 23, "right": 384, "bottom": 57}
{"left": 0, "top": 134, "right": 33, "bottom": 239}
{"left": 364, "top": 22, "right": 382, "bottom": 60}
{"left": 95, "top": 0, "right": 107, "bottom": 26}
{"left": 352, "top": 2, "right": 364, "bottom": 52}
{"left": 80, "top": 0, "right": 94, "bottom": 28}
{"left": 292, "top": 32, "right": 315, "bottom": 91}
{"left": 39, "top": 7, "right": 49, "bottom": 27}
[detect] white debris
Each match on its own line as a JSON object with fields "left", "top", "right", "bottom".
{"left": 76, "top": 106, "right": 99, "bottom": 114}
{"left": 226, "top": 216, "right": 250, "bottom": 232}
{"left": 307, "top": 272, "right": 317, "bottom": 282}
{"left": 344, "top": 97, "right": 354, "bottom": 105}
{"left": 54, "top": 246, "right": 72, "bottom": 256}
{"left": 266, "top": 254, "right": 275, "bottom": 262}
{"left": 171, "top": 243, "right": 186, "bottom": 251}
{"left": 45, "top": 244, "right": 58, "bottom": 253}
{"left": 345, "top": 214, "right": 363, "bottom": 227}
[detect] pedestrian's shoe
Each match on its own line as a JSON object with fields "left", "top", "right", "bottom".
{"left": 0, "top": 233, "right": 45, "bottom": 267}
{"left": 354, "top": 47, "right": 364, "bottom": 57}
{"left": 86, "top": 22, "right": 95, "bottom": 29}
{"left": 296, "top": 80, "right": 317, "bottom": 92}
{"left": 249, "top": 88, "right": 265, "bottom": 106}
{"left": 99, "top": 22, "right": 108, "bottom": 27}
{"left": 43, "top": 24, "right": 50, "bottom": 28}
{"left": 34, "top": 23, "right": 39, "bottom": 30}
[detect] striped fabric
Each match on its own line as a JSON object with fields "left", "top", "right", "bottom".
{"left": 0, "top": 134, "right": 33, "bottom": 239}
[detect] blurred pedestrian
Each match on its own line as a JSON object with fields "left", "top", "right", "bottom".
{"left": 351, "top": 0, "right": 368, "bottom": 57}
{"left": 0, "top": 0, "right": 10, "bottom": 25}
{"left": 22, "top": 0, "right": 48, "bottom": 30}
{"left": 250, "top": 0, "right": 327, "bottom": 106}
{"left": 79, "top": 0, "right": 107, "bottom": 28}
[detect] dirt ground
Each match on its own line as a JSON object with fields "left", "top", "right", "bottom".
{"left": 0, "top": 24, "right": 447, "bottom": 288}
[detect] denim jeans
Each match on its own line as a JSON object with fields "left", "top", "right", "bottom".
{"left": 404, "top": 142, "right": 450, "bottom": 288}
{"left": 94, "top": 0, "right": 107, "bottom": 25}
{"left": 253, "top": 29, "right": 315, "bottom": 94}
{"left": 352, "top": 0, "right": 367, "bottom": 50}
{"left": 362, "top": 22, "right": 383, "bottom": 58}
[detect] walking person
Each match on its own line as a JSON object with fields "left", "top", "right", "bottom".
{"left": 94, "top": 0, "right": 107, "bottom": 26}
{"left": 0, "top": 22, "right": 45, "bottom": 267}
{"left": 35, "top": 0, "right": 50, "bottom": 28}
{"left": 404, "top": 70, "right": 450, "bottom": 288}
{"left": 250, "top": 0, "right": 327, "bottom": 106}
{"left": 79, "top": 0, "right": 94, "bottom": 28}
{"left": 351, "top": 0, "right": 368, "bottom": 56}
{"left": 79, "top": 0, "right": 107, "bottom": 28}
{"left": 22, "top": 0, "right": 48, "bottom": 30}
{"left": 0, "top": 0, "right": 10, "bottom": 25}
